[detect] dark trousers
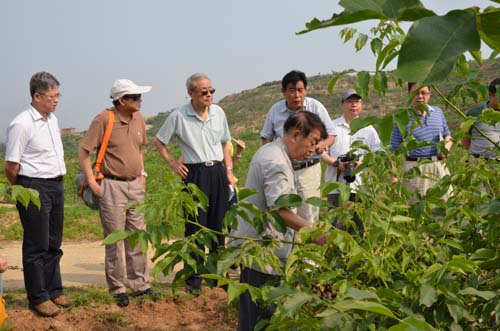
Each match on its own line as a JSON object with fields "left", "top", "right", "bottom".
{"left": 16, "top": 176, "right": 64, "bottom": 305}
{"left": 239, "top": 267, "right": 281, "bottom": 331}
{"left": 183, "top": 163, "right": 229, "bottom": 289}
{"left": 328, "top": 193, "right": 364, "bottom": 235}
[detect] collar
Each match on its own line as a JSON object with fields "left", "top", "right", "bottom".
{"left": 337, "top": 116, "right": 349, "bottom": 127}
{"left": 29, "top": 105, "right": 49, "bottom": 121}
{"left": 115, "top": 107, "right": 138, "bottom": 124}
{"left": 186, "top": 102, "right": 213, "bottom": 120}
{"left": 280, "top": 99, "right": 306, "bottom": 113}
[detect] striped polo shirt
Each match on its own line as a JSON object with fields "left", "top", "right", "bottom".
{"left": 390, "top": 105, "right": 450, "bottom": 157}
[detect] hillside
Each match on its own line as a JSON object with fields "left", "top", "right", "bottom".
{"left": 217, "top": 58, "right": 500, "bottom": 136}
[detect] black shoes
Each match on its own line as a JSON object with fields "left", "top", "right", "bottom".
{"left": 114, "top": 293, "right": 129, "bottom": 307}
{"left": 185, "top": 275, "right": 202, "bottom": 295}
{"left": 132, "top": 288, "right": 161, "bottom": 300}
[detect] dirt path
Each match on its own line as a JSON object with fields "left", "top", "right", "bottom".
{"left": 1, "top": 241, "right": 238, "bottom": 330}
{"left": 0, "top": 240, "right": 175, "bottom": 289}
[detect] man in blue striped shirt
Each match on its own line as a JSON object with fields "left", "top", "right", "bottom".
{"left": 390, "top": 83, "right": 453, "bottom": 198}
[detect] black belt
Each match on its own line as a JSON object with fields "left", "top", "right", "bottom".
{"left": 292, "top": 158, "right": 321, "bottom": 171}
{"left": 472, "top": 154, "right": 500, "bottom": 161}
{"left": 186, "top": 160, "right": 222, "bottom": 168}
{"left": 406, "top": 155, "right": 444, "bottom": 162}
{"left": 104, "top": 175, "right": 137, "bottom": 181}
{"left": 17, "top": 175, "right": 64, "bottom": 182}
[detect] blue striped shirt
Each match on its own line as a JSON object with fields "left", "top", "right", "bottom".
{"left": 390, "top": 105, "right": 450, "bottom": 157}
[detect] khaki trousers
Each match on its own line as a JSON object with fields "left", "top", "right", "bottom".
{"left": 403, "top": 160, "right": 452, "bottom": 200}
{"left": 294, "top": 162, "right": 321, "bottom": 223}
{"left": 99, "top": 177, "right": 150, "bottom": 294}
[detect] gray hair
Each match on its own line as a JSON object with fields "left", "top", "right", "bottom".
{"left": 30, "top": 72, "right": 60, "bottom": 97}
{"left": 185, "top": 73, "right": 209, "bottom": 91}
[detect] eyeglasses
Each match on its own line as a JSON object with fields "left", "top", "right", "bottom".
{"left": 123, "top": 94, "right": 142, "bottom": 101}
{"left": 37, "top": 92, "right": 62, "bottom": 99}
{"left": 344, "top": 99, "right": 362, "bottom": 104}
{"left": 192, "top": 88, "right": 216, "bottom": 96}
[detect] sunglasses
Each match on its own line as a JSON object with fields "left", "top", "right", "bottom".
{"left": 192, "top": 88, "right": 216, "bottom": 96}
{"left": 123, "top": 94, "right": 142, "bottom": 101}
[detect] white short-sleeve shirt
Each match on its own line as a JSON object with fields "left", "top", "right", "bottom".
{"left": 5, "top": 106, "right": 66, "bottom": 178}
{"left": 325, "top": 116, "right": 381, "bottom": 194}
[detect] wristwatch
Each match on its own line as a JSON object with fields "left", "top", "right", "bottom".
{"left": 141, "top": 170, "right": 148, "bottom": 177}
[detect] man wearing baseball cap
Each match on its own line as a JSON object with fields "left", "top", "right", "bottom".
{"left": 322, "top": 89, "right": 381, "bottom": 234}
{"left": 78, "top": 79, "right": 157, "bottom": 307}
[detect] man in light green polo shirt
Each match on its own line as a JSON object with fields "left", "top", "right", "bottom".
{"left": 154, "top": 73, "right": 235, "bottom": 294}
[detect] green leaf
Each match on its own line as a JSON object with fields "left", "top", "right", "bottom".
{"left": 354, "top": 71, "right": 370, "bottom": 99}
{"left": 393, "top": 109, "right": 410, "bottom": 136}
{"left": 476, "top": 9, "right": 500, "bottom": 53}
{"left": 388, "top": 316, "right": 437, "bottom": 331}
{"left": 340, "top": 0, "right": 433, "bottom": 20}
{"left": 376, "top": 39, "right": 400, "bottom": 71}
{"left": 391, "top": 215, "right": 413, "bottom": 223}
{"left": 370, "top": 38, "right": 383, "bottom": 55}
{"left": 470, "top": 248, "right": 495, "bottom": 260}
{"left": 458, "top": 287, "right": 497, "bottom": 300}
{"left": 297, "top": 0, "right": 435, "bottom": 35}
{"left": 103, "top": 230, "right": 132, "bottom": 245}
{"left": 478, "top": 108, "right": 500, "bottom": 126}
{"left": 305, "top": 196, "right": 331, "bottom": 208}
{"left": 446, "top": 299, "right": 465, "bottom": 324}
{"left": 350, "top": 116, "right": 380, "bottom": 135}
{"left": 419, "top": 284, "right": 437, "bottom": 307}
{"left": 345, "top": 288, "right": 379, "bottom": 301}
{"left": 441, "top": 239, "right": 464, "bottom": 252}
{"left": 333, "top": 299, "right": 396, "bottom": 319}
{"left": 397, "top": 10, "right": 481, "bottom": 84}
{"left": 446, "top": 255, "right": 477, "bottom": 274}
{"left": 282, "top": 292, "right": 314, "bottom": 317}
{"left": 273, "top": 193, "right": 302, "bottom": 209}
{"left": 373, "top": 71, "right": 388, "bottom": 95}
{"left": 469, "top": 49, "right": 483, "bottom": 65}
{"left": 355, "top": 33, "right": 368, "bottom": 52}
{"left": 378, "top": 113, "right": 394, "bottom": 146}
{"left": 328, "top": 70, "right": 355, "bottom": 93}
{"left": 237, "top": 188, "right": 257, "bottom": 201}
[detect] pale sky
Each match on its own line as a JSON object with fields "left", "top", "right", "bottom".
{"left": 1, "top": 0, "right": 494, "bottom": 140}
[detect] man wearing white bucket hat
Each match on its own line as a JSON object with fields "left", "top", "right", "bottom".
{"left": 79, "top": 79, "right": 157, "bottom": 307}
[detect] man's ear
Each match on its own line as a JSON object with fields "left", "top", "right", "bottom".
{"left": 290, "top": 129, "right": 301, "bottom": 143}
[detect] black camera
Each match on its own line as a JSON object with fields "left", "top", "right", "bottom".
{"left": 337, "top": 153, "right": 356, "bottom": 183}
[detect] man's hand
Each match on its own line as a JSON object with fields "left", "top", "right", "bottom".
{"left": 88, "top": 180, "right": 101, "bottom": 197}
{"left": 169, "top": 159, "right": 189, "bottom": 179}
{"left": 314, "top": 233, "right": 329, "bottom": 246}
{"left": 227, "top": 170, "right": 236, "bottom": 187}
{"left": 0, "top": 255, "right": 7, "bottom": 273}
{"left": 315, "top": 140, "right": 328, "bottom": 154}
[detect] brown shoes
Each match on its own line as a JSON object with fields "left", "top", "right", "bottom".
{"left": 52, "top": 295, "right": 73, "bottom": 308}
{"left": 30, "top": 300, "right": 60, "bottom": 317}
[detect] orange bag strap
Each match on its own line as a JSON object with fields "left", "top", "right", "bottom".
{"left": 93, "top": 109, "right": 115, "bottom": 180}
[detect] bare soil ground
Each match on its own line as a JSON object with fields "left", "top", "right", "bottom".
{"left": 5, "top": 288, "right": 236, "bottom": 331}
{"left": 1, "top": 241, "right": 237, "bottom": 330}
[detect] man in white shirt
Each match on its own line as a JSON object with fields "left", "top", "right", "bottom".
{"left": 322, "top": 89, "right": 381, "bottom": 233}
{"left": 260, "top": 70, "right": 335, "bottom": 223}
{"left": 4, "top": 72, "right": 71, "bottom": 317}
{"left": 462, "top": 78, "right": 500, "bottom": 160}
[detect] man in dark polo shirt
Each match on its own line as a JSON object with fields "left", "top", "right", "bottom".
{"left": 78, "top": 79, "right": 156, "bottom": 307}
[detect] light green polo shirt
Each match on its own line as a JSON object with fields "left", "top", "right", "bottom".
{"left": 156, "top": 102, "right": 231, "bottom": 163}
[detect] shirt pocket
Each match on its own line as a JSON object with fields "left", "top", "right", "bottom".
{"left": 206, "top": 127, "right": 222, "bottom": 145}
